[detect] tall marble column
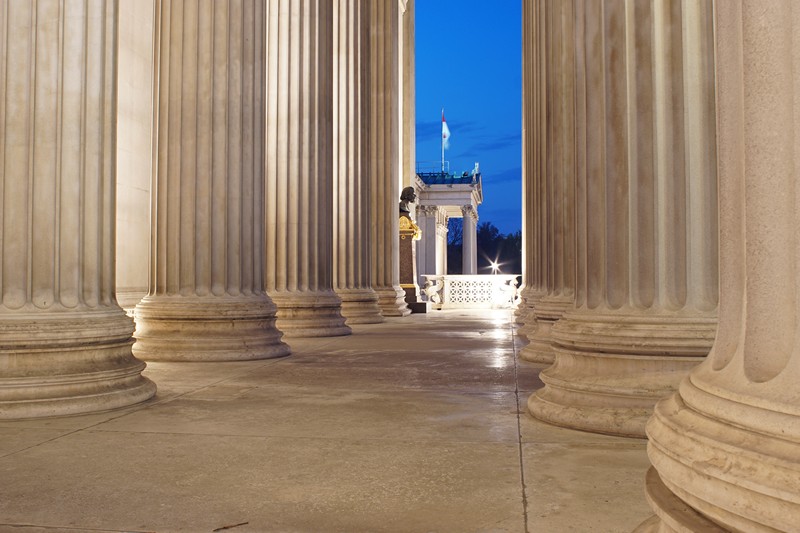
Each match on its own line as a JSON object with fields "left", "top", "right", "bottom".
{"left": 400, "top": 0, "right": 415, "bottom": 190}
{"left": 639, "top": 1, "right": 800, "bottom": 530}
{"left": 265, "top": 0, "right": 351, "bottom": 336}
{"left": 517, "top": 0, "right": 546, "bottom": 337}
{"left": 332, "top": 0, "right": 382, "bottom": 325}
{"left": 520, "top": 0, "right": 576, "bottom": 364}
{"left": 416, "top": 205, "right": 438, "bottom": 286}
{"left": 0, "top": 0, "right": 155, "bottom": 418}
{"left": 116, "top": 0, "right": 155, "bottom": 314}
{"left": 461, "top": 206, "right": 478, "bottom": 275}
{"left": 134, "top": 0, "right": 290, "bottom": 360}
{"left": 528, "top": 0, "right": 718, "bottom": 438}
{"left": 371, "top": 0, "right": 410, "bottom": 317}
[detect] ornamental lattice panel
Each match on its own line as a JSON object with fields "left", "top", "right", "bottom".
{"left": 446, "top": 278, "right": 495, "bottom": 304}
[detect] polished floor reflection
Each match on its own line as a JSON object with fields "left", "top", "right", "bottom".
{"left": 0, "top": 310, "right": 650, "bottom": 532}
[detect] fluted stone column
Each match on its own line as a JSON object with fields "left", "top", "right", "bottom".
{"left": 435, "top": 212, "right": 448, "bottom": 276}
{"left": 400, "top": 0, "right": 415, "bottom": 190}
{"left": 461, "top": 206, "right": 478, "bottom": 275}
{"left": 332, "top": 0, "right": 382, "bottom": 325}
{"left": 517, "top": 0, "right": 546, "bottom": 337}
{"left": 116, "top": 0, "right": 155, "bottom": 314}
{"left": 134, "top": 0, "right": 289, "bottom": 360}
{"left": 265, "top": 0, "right": 352, "bottom": 336}
{"left": 639, "top": 1, "right": 800, "bottom": 530}
{"left": 520, "top": 0, "right": 576, "bottom": 363}
{"left": 371, "top": 0, "right": 410, "bottom": 317}
{"left": 416, "top": 205, "right": 438, "bottom": 286}
{"left": 529, "top": 0, "right": 718, "bottom": 438}
{"left": 0, "top": 0, "right": 156, "bottom": 418}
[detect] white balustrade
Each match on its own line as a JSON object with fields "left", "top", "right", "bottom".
{"left": 422, "top": 275, "right": 521, "bottom": 310}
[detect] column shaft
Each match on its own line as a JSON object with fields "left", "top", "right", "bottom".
{"left": 520, "top": 0, "right": 577, "bottom": 363}
{"left": 116, "top": 0, "right": 155, "bottom": 313}
{"left": 528, "top": 0, "right": 718, "bottom": 438}
{"left": 640, "top": 1, "right": 800, "bottom": 530}
{"left": 517, "top": 0, "right": 547, "bottom": 336}
{"left": 134, "top": 0, "right": 289, "bottom": 360}
{"left": 400, "top": 0, "right": 415, "bottom": 189}
{"left": 332, "top": 0, "right": 382, "bottom": 325}
{"left": 265, "top": 0, "right": 351, "bottom": 337}
{"left": 461, "top": 206, "right": 478, "bottom": 275}
{"left": 416, "top": 205, "right": 438, "bottom": 289}
{"left": 0, "top": 0, "right": 155, "bottom": 418}
{"left": 370, "top": 0, "right": 410, "bottom": 317}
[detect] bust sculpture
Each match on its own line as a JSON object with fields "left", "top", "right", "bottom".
{"left": 399, "top": 186, "right": 417, "bottom": 213}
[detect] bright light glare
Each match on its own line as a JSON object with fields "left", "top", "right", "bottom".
{"left": 490, "top": 261, "right": 500, "bottom": 274}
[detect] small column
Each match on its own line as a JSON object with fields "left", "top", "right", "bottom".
{"left": 134, "top": 0, "right": 290, "bottom": 360}
{"left": 332, "top": 0, "right": 382, "bottom": 325}
{"left": 461, "top": 206, "right": 478, "bottom": 275}
{"left": 0, "top": 0, "right": 155, "bottom": 418}
{"left": 640, "top": 1, "right": 800, "bottom": 530}
{"left": 370, "top": 0, "right": 410, "bottom": 317}
{"left": 528, "top": 0, "right": 718, "bottom": 438}
{"left": 435, "top": 211, "right": 449, "bottom": 276}
{"left": 265, "top": 0, "right": 351, "bottom": 337}
{"left": 416, "top": 205, "right": 439, "bottom": 288}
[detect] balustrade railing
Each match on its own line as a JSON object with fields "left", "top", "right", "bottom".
{"left": 421, "top": 275, "right": 521, "bottom": 310}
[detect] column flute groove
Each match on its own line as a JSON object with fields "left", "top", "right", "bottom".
{"left": 134, "top": 0, "right": 289, "bottom": 361}
{"left": 0, "top": 0, "right": 155, "bottom": 418}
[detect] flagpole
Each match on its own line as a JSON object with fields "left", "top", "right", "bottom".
{"left": 441, "top": 108, "right": 445, "bottom": 172}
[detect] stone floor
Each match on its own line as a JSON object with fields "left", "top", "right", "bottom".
{"left": 0, "top": 310, "right": 652, "bottom": 533}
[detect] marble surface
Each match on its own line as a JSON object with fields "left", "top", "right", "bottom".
{"left": 0, "top": 310, "right": 650, "bottom": 532}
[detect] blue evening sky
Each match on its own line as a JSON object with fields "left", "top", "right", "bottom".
{"left": 415, "top": 0, "right": 522, "bottom": 235}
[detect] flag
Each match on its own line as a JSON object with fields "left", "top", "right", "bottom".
{"left": 442, "top": 109, "right": 451, "bottom": 150}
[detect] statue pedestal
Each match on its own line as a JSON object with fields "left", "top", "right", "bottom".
{"left": 399, "top": 215, "right": 426, "bottom": 313}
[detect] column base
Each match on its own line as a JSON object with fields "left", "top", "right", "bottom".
{"left": 520, "top": 319, "right": 556, "bottom": 363}
{"left": 644, "top": 367, "right": 800, "bottom": 532}
{"left": 528, "top": 311, "right": 714, "bottom": 438}
{"left": 335, "top": 288, "right": 384, "bottom": 325}
{"left": 270, "top": 290, "right": 352, "bottom": 338}
{"left": 520, "top": 295, "right": 572, "bottom": 364}
{"left": 133, "top": 294, "right": 290, "bottom": 361}
{"left": 633, "top": 468, "right": 727, "bottom": 533}
{"left": 0, "top": 308, "right": 156, "bottom": 420}
{"left": 375, "top": 285, "right": 411, "bottom": 317}
{"left": 514, "top": 288, "right": 545, "bottom": 339}
{"left": 116, "top": 287, "right": 147, "bottom": 316}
